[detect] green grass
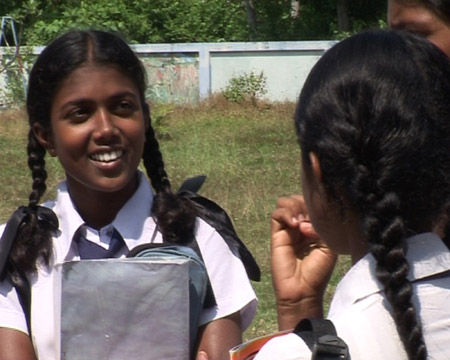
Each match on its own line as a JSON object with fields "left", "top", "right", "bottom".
{"left": 0, "top": 99, "right": 350, "bottom": 340}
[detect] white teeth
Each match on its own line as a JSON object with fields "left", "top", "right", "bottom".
{"left": 91, "top": 150, "right": 123, "bottom": 162}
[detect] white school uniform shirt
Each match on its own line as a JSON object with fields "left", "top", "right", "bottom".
{"left": 0, "top": 171, "right": 257, "bottom": 360}
{"left": 254, "top": 233, "right": 450, "bottom": 360}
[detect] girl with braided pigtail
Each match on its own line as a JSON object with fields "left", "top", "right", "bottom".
{"left": 255, "top": 30, "right": 450, "bottom": 360}
{"left": 0, "top": 29, "right": 257, "bottom": 360}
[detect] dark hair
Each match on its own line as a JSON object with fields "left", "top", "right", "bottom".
{"left": 10, "top": 29, "right": 196, "bottom": 274}
{"left": 295, "top": 30, "right": 450, "bottom": 360}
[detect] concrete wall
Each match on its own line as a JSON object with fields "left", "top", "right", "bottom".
{"left": 0, "top": 40, "right": 336, "bottom": 106}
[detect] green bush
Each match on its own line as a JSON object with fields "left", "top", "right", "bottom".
{"left": 222, "top": 71, "right": 267, "bottom": 106}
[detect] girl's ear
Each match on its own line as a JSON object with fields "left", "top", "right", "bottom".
{"left": 33, "top": 123, "right": 57, "bottom": 157}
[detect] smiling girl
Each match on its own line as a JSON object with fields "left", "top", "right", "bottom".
{"left": 0, "top": 30, "right": 257, "bottom": 360}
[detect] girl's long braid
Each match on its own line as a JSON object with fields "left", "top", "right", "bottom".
{"left": 315, "top": 109, "right": 428, "bottom": 360}
{"left": 142, "top": 113, "right": 196, "bottom": 244}
{"left": 9, "top": 130, "right": 54, "bottom": 274}
{"left": 356, "top": 168, "right": 427, "bottom": 360}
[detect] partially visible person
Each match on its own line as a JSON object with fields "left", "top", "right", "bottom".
{"left": 270, "top": 0, "right": 450, "bottom": 334}
{"left": 254, "top": 30, "right": 450, "bottom": 359}
{"left": 388, "top": 0, "right": 450, "bottom": 57}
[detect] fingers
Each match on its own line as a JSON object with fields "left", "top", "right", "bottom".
{"left": 299, "top": 220, "right": 319, "bottom": 239}
{"left": 271, "top": 195, "right": 306, "bottom": 231}
{"left": 271, "top": 194, "right": 319, "bottom": 239}
{"left": 196, "top": 351, "right": 209, "bottom": 360}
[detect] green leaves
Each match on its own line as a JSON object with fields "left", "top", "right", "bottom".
{"left": 222, "top": 71, "right": 267, "bottom": 106}
{"left": 3, "top": 0, "right": 387, "bottom": 46}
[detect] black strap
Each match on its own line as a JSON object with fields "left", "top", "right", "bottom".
{"left": 0, "top": 206, "right": 29, "bottom": 277}
{"left": 177, "top": 175, "right": 207, "bottom": 194}
{"left": 178, "top": 176, "right": 261, "bottom": 282}
{"left": 294, "top": 318, "right": 349, "bottom": 360}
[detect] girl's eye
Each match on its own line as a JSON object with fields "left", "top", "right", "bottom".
{"left": 114, "top": 101, "right": 136, "bottom": 116}
{"left": 66, "top": 107, "right": 91, "bottom": 122}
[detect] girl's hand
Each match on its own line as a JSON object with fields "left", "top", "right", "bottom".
{"left": 196, "top": 351, "right": 209, "bottom": 360}
{"left": 270, "top": 195, "right": 337, "bottom": 330}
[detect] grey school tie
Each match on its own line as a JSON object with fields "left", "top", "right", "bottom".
{"left": 74, "top": 225, "right": 126, "bottom": 259}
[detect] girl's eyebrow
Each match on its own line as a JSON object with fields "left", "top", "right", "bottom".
{"left": 108, "top": 91, "right": 140, "bottom": 101}
{"left": 58, "top": 91, "right": 139, "bottom": 110}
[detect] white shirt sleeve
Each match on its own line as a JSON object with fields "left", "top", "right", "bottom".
{"left": 254, "top": 333, "right": 312, "bottom": 360}
{"left": 0, "top": 276, "right": 28, "bottom": 334}
{"left": 0, "top": 223, "right": 29, "bottom": 334}
{"left": 194, "top": 218, "right": 257, "bottom": 330}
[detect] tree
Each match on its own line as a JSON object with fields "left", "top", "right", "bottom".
{"left": 2, "top": 0, "right": 386, "bottom": 45}
{"left": 336, "top": 0, "right": 350, "bottom": 32}
{"left": 244, "top": 0, "right": 257, "bottom": 41}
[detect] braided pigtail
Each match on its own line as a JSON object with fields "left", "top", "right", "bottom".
{"left": 142, "top": 110, "right": 196, "bottom": 243}
{"left": 8, "top": 130, "right": 54, "bottom": 274}
{"left": 358, "top": 177, "right": 427, "bottom": 359}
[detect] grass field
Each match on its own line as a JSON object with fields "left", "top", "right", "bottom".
{"left": 0, "top": 99, "right": 350, "bottom": 340}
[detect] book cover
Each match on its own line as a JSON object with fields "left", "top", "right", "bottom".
{"left": 54, "top": 258, "right": 191, "bottom": 360}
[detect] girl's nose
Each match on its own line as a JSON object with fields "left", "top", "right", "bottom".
{"left": 92, "top": 109, "right": 119, "bottom": 142}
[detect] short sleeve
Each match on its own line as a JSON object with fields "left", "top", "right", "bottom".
{"left": 253, "top": 333, "right": 312, "bottom": 360}
{"left": 0, "top": 223, "right": 28, "bottom": 334}
{"left": 0, "top": 276, "right": 28, "bottom": 334}
{"left": 194, "top": 218, "right": 258, "bottom": 330}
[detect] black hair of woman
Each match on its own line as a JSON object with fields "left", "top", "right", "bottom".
{"left": 295, "top": 30, "right": 450, "bottom": 360}
{"left": 10, "top": 29, "right": 196, "bottom": 274}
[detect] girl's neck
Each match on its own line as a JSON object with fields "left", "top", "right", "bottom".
{"left": 67, "top": 174, "right": 139, "bottom": 229}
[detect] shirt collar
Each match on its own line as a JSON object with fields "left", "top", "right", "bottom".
{"left": 330, "top": 232, "right": 450, "bottom": 309}
{"left": 51, "top": 171, "right": 154, "bottom": 262}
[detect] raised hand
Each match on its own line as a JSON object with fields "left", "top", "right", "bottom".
{"left": 270, "top": 195, "right": 337, "bottom": 330}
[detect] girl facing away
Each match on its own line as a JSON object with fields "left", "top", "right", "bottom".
{"left": 255, "top": 30, "right": 450, "bottom": 359}
{"left": 388, "top": 0, "right": 450, "bottom": 57}
{"left": 0, "top": 30, "right": 257, "bottom": 360}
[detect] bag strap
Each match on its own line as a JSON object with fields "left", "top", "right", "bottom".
{"left": 0, "top": 206, "right": 29, "bottom": 277}
{"left": 294, "top": 318, "right": 349, "bottom": 360}
{"left": 177, "top": 175, "right": 207, "bottom": 194}
{"left": 178, "top": 176, "right": 261, "bottom": 282}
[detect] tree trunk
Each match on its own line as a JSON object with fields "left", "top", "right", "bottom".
{"left": 291, "top": 0, "right": 300, "bottom": 19}
{"left": 244, "top": 0, "right": 257, "bottom": 41}
{"left": 336, "top": 0, "right": 350, "bottom": 32}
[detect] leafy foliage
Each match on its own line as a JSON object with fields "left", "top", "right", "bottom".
{"left": 0, "top": 46, "right": 33, "bottom": 106}
{"left": 222, "top": 71, "right": 267, "bottom": 106}
{"left": 4, "top": 0, "right": 248, "bottom": 45}
{"left": 2, "top": 0, "right": 387, "bottom": 45}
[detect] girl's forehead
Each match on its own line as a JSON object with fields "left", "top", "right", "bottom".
{"left": 52, "top": 64, "right": 141, "bottom": 108}
{"left": 57, "top": 65, "right": 138, "bottom": 95}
